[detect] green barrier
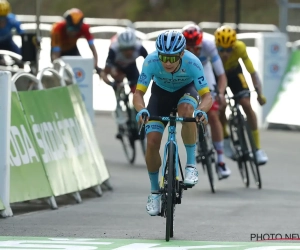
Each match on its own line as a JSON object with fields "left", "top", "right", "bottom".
{"left": 68, "top": 85, "right": 109, "bottom": 183}
{"left": 18, "top": 85, "right": 108, "bottom": 196}
{"left": 10, "top": 92, "right": 53, "bottom": 203}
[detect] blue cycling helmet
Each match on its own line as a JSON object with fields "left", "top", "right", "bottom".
{"left": 156, "top": 30, "right": 186, "bottom": 55}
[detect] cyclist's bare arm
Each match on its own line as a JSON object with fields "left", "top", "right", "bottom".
{"left": 251, "top": 72, "right": 263, "bottom": 95}
{"left": 241, "top": 46, "right": 263, "bottom": 96}
{"left": 51, "top": 51, "right": 60, "bottom": 62}
{"left": 210, "top": 47, "right": 227, "bottom": 95}
{"left": 100, "top": 67, "right": 113, "bottom": 85}
{"left": 89, "top": 44, "right": 98, "bottom": 68}
{"left": 133, "top": 90, "right": 146, "bottom": 112}
{"left": 197, "top": 92, "right": 213, "bottom": 113}
{"left": 217, "top": 74, "right": 227, "bottom": 95}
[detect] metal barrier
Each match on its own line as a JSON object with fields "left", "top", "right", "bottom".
{"left": 133, "top": 21, "right": 280, "bottom": 33}
{"left": 37, "top": 67, "right": 66, "bottom": 88}
{"left": 20, "top": 23, "right": 53, "bottom": 38}
{"left": 199, "top": 22, "right": 280, "bottom": 32}
{"left": 11, "top": 72, "right": 44, "bottom": 91}
{"left": 52, "top": 59, "right": 76, "bottom": 85}
{"left": 17, "top": 15, "right": 133, "bottom": 27}
{"left": 89, "top": 26, "right": 147, "bottom": 40}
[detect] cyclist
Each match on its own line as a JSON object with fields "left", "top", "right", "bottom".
{"left": 100, "top": 28, "right": 148, "bottom": 138}
{"left": 182, "top": 23, "right": 231, "bottom": 179}
{"left": 214, "top": 25, "right": 268, "bottom": 165}
{"left": 133, "top": 30, "right": 212, "bottom": 216}
{"left": 50, "top": 8, "right": 99, "bottom": 70}
{"left": 101, "top": 27, "right": 148, "bottom": 93}
{"left": 0, "top": 0, "right": 23, "bottom": 55}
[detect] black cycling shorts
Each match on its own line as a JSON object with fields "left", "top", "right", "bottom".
{"left": 226, "top": 62, "right": 249, "bottom": 96}
{"left": 145, "top": 82, "right": 199, "bottom": 134}
{"left": 60, "top": 46, "right": 81, "bottom": 57}
{"left": 116, "top": 62, "right": 139, "bottom": 87}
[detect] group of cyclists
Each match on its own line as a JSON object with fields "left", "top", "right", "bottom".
{"left": 0, "top": 1, "right": 269, "bottom": 216}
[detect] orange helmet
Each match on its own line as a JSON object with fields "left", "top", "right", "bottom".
{"left": 63, "top": 8, "right": 84, "bottom": 31}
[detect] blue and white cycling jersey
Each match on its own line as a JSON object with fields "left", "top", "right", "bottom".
{"left": 0, "top": 13, "right": 23, "bottom": 42}
{"left": 198, "top": 36, "right": 224, "bottom": 77}
{"left": 136, "top": 50, "right": 210, "bottom": 97}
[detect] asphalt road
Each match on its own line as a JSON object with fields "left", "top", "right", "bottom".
{"left": 0, "top": 113, "right": 300, "bottom": 242}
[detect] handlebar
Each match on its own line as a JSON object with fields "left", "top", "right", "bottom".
{"left": 138, "top": 112, "right": 205, "bottom": 140}
{"left": 148, "top": 116, "right": 198, "bottom": 122}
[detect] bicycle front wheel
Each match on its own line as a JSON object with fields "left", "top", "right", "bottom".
{"left": 165, "top": 142, "right": 175, "bottom": 242}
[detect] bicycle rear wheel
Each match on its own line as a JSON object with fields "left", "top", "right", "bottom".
{"left": 198, "top": 136, "right": 215, "bottom": 193}
{"left": 228, "top": 115, "right": 250, "bottom": 187}
{"left": 238, "top": 158, "right": 250, "bottom": 187}
{"left": 243, "top": 119, "right": 262, "bottom": 189}
{"left": 165, "top": 142, "right": 175, "bottom": 242}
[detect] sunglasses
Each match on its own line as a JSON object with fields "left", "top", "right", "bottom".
{"left": 217, "top": 47, "right": 233, "bottom": 53}
{"left": 158, "top": 54, "right": 181, "bottom": 63}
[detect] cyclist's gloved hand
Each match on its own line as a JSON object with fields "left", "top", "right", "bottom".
{"left": 95, "top": 66, "right": 102, "bottom": 75}
{"left": 136, "top": 108, "right": 150, "bottom": 123}
{"left": 109, "top": 81, "right": 118, "bottom": 91}
{"left": 194, "top": 109, "right": 208, "bottom": 125}
{"left": 257, "top": 94, "right": 267, "bottom": 106}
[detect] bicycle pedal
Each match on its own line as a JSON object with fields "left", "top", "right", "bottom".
{"left": 183, "top": 184, "right": 194, "bottom": 189}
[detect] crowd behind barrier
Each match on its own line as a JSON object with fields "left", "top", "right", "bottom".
{"left": 0, "top": 62, "right": 112, "bottom": 218}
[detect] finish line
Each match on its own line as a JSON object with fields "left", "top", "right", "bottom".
{"left": 0, "top": 237, "right": 300, "bottom": 249}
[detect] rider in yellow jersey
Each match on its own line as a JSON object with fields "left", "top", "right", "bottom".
{"left": 214, "top": 25, "right": 268, "bottom": 165}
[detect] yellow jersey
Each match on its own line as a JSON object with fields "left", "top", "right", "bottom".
{"left": 222, "top": 40, "right": 255, "bottom": 74}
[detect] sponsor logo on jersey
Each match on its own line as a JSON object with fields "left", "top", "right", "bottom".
{"left": 138, "top": 73, "right": 148, "bottom": 84}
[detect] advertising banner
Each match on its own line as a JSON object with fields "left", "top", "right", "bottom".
{"left": 67, "top": 85, "right": 110, "bottom": 183}
{"left": 61, "top": 56, "right": 95, "bottom": 125}
{"left": 266, "top": 50, "right": 300, "bottom": 126}
{"left": 255, "top": 32, "right": 288, "bottom": 124}
{"left": 18, "top": 86, "right": 106, "bottom": 196}
{"left": 10, "top": 92, "right": 53, "bottom": 203}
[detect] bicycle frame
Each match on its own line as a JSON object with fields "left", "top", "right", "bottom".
{"left": 160, "top": 114, "right": 182, "bottom": 189}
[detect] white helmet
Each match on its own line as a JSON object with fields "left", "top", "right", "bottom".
{"left": 117, "top": 28, "right": 137, "bottom": 49}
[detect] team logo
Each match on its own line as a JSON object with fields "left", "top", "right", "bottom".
{"left": 181, "top": 68, "right": 186, "bottom": 73}
{"left": 198, "top": 76, "right": 205, "bottom": 85}
{"left": 270, "top": 44, "right": 280, "bottom": 54}
{"left": 73, "top": 67, "right": 85, "bottom": 83}
{"left": 145, "top": 125, "right": 150, "bottom": 132}
{"left": 270, "top": 63, "right": 279, "bottom": 74}
{"left": 139, "top": 73, "right": 147, "bottom": 81}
